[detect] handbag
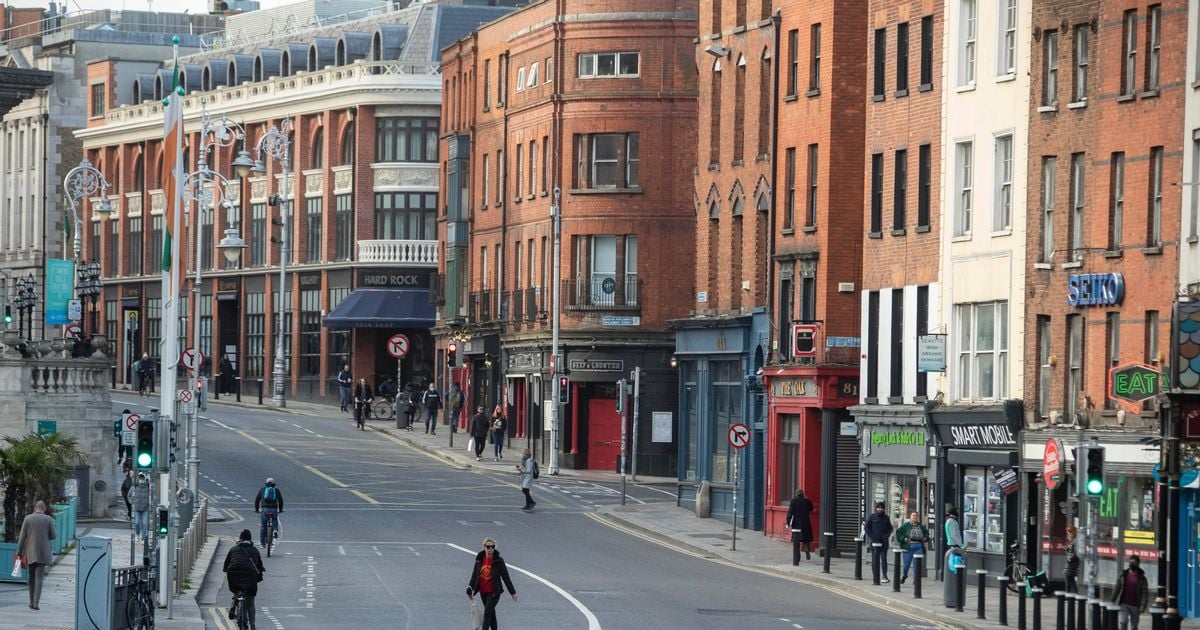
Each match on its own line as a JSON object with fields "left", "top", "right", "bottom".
{"left": 11, "top": 554, "right": 24, "bottom": 578}
{"left": 467, "top": 437, "right": 475, "bottom": 452}
{"left": 469, "top": 597, "right": 482, "bottom": 630}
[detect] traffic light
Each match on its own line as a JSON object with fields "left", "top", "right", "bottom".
{"left": 3, "top": 305, "right": 10, "bottom": 325}
{"left": 447, "top": 341, "right": 458, "bottom": 367}
{"left": 156, "top": 506, "right": 169, "bottom": 536}
{"left": 1084, "top": 446, "right": 1106, "bottom": 496}
{"left": 557, "top": 374, "right": 570, "bottom": 405}
{"left": 135, "top": 420, "right": 155, "bottom": 469}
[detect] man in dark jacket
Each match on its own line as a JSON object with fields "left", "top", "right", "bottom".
{"left": 337, "top": 364, "right": 352, "bottom": 412}
{"left": 1112, "top": 555, "right": 1149, "bottom": 630}
{"left": 466, "top": 537, "right": 517, "bottom": 630}
{"left": 470, "top": 406, "right": 489, "bottom": 461}
{"left": 223, "top": 529, "right": 265, "bottom": 628}
{"left": 422, "top": 382, "right": 442, "bottom": 435}
{"left": 253, "top": 478, "right": 284, "bottom": 548}
{"left": 864, "top": 501, "right": 894, "bottom": 582}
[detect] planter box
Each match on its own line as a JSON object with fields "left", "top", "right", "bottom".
{"left": 0, "top": 541, "right": 27, "bottom": 584}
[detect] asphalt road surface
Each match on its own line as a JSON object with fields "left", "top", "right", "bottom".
{"left": 112, "top": 395, "right": 927, "bottom": 630}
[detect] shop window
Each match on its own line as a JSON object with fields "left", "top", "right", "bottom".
{"left": 870, "top": 472, "right": 919, "bottom": 525}
{"left": 327, "top": 287, "right": 350, "bottom": 375}
{"left": 778, "top": 414, "right": 800, "bottom": 503}
{"left": 245, "top": 292, "right": 265, "bottom": 378}
{"left": 711, "top": 360, "right": 744, "bottom": 483}
{"left": 682, "top": 363, "right": 698, "bottom": 482}
{"left": 300, "top": 289, "right": 321, "bottom": 377}
{"left": 962, "top": 469, "right": 1004, "bottom": 553}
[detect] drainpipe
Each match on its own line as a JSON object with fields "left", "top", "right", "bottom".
{"left": 499, "top": 49, "right": 510, "bottom": 416}
{"left": 766, "top": 12, "right": 781, "bottom": 364}
{"left": 41, "top": 110, "right": 50, "bottom": 340}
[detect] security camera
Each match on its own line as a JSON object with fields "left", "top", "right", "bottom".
{"left": 553, "top": 186, "right": 561, "bottom": 196}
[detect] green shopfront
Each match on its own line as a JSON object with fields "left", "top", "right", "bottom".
{"left": 853, "top": 406, "right": 933, "bottom": 542}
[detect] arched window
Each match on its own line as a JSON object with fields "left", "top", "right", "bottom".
{"left": 311, "top": 128, "right": 324, "bottom": 169}
{"left": 132, "top": 154, "right": 144, "bottom": 192}
{"left": 340, "top": 123, "right": 355, "bottom": 165}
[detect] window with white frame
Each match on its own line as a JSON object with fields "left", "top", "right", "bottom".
{"left": 1042, "top": 30, "right": 1058, "bottom": 106}
{"left": 1066, "top": 314, "right": 1083, "bottom": 417}
{"left": 573, "top": 133, "right": 639, "bottom": 189}
{"left": 1121, "top": 10, "right": 1137, "bottom": 96}
{"left": 997, "top": 0, "right": 1017, "bottom": 76}
{"left": 581, "top": 235, "right": 638, "bottom": 307}
{"left": 1073, "top": 26, "right": 1089, "bottom": 102}
{"left": 959, "top": 0, "right": 977, "bottom": 86}
{"left": 529, "top": 139, "right": 537, "bottom": 196}
{"left": 1069, "top": 153, "right": 1085, "bottom": 261}
{"left": 994, "top": 134, "right": 1013, "bottom": 231}
{"left": 527, "top": 61, "right": 539, "bottom": 88}
{"left": 1146, "top": 5, "right": 1161, "bottom": 90}
{"left": 516, "top": 66, "right": 526, "bottom": 92}
{"left": 1041, "top": 156, "right": 1056, "bottom": 262}
{"left": 482, "top": 153, "right": 489, "bottom": 207}
{"left": 1110, "top": 152, "right": 1125, "bottom": 249}
{"left": 578, "top": 52, "right": 640, "bottom": 78}
{"left": 1037, "top": 316, "right": 1051, "bottom": 418}
{"left": 1149, "top": 146, "right": 1163, "bottom": 246}
{"left": 955, "top": 141, "right": 974, "bottom": 236}
{"left": 956, "top": 301, "right": 1008, "bottom": 400}
{"left": 515, "top": 144, "right": 523, "bottom": 199}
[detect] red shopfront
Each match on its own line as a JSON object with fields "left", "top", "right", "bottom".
{"left": 764, "top": 366, "right": 860, "bottom": 553}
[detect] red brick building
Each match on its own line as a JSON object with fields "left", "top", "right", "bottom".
{"left": 849, "top": 0, "right": 944, "bottom": 548}
{"left": 761, "top": 0, "right": 867, "bottom": 546}
{"left": 438, "top": 0, "right": 697, "bottom": 474}
{"left": 1021, "top": 0, "right": 1181, "bottom": 580}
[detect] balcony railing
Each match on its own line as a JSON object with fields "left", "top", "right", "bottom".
{"left": 525, "top": 287, "right": 542, "bottom": 322}
{"left": 469, "top": 290, "right": 493, "bottom": 323}
{"left": 357, "top": 239, "right": 438, "bottom": 265}
{"left": 508, "top": 290, "right": 523, "bottom": 322}
{"left": 564, "top": 277, "right": 641, "bottom": 311}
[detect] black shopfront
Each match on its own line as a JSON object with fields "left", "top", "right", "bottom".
{"left": 927, "top": 401, "right": 1024, "bottom": 581}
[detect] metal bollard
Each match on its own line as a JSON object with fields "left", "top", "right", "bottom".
{"left": 998, "top": 576, "right": 1010, "bottom": 626}
{"left": 1056, "top": 592, "right": 1065, "bottom": 630}
{"left": 893, "top": 548, "right": 902, "bottom": 592}
{"left": 956, "top": 557, "right": 966, "bottom": 613}
{"left": 822, "top": 532, "right": 833, "bottom": 574}
{"left": 257, "top": 378, "right": 264, "bottom": 405}
{"left": 977, "top": 569, "right": 988, "bottom": 619}
{"left": 1090, "top": 599, "right": 1101, "bottom": 630}
{"left": 871, "top": 542, "right": 882, "bottom": 584}
{"left": 1104, "top": 604, "right": 1119, "bottom": 630}
{"left": 1066, "top": 593, "right": 1076, "bottom": 630}
{"left": 1076, "top": 595, "right": 1086, "bottom": 630}
{"left": 1149, "top": 606, "right": 1164, "bottom": 630}
{"left": 1018, "top": 583, "right": 1028, "bottom": 630}
{"left": 1032, "top": 587, "right": 1043, "bottom": 630}
{"left": 913, "top": 554, "right": 924, "bottom": 599}
{"left": 236, "top": 376, "right": 242, "bottom": 402}
{"left": 854, "top": 537, "right": 863, "bottom": 581}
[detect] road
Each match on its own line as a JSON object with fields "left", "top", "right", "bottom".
{"left": 112, "top": 395, "right": 926, "bottom": 630}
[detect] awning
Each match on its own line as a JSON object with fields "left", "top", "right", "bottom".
{"left": 322, "top": 288, "right": 435, "bottom": 330}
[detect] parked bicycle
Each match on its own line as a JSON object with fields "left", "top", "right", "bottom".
{"left": 1004, "top": 542, "right": 1047, "bottom": 595}
{"left": 126, "top": 567, "right": 156, "bottom": 630}
{"left": 371, "top": 397, "right": 395, "bottom": 421}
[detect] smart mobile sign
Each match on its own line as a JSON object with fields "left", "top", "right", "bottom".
{"left": 1107, "top": 362, "right": 1162, "bottom": 412}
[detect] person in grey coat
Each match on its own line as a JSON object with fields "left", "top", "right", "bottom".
{"left": 129, "top": 472, "right": 151, "bottom": 539}
{"left": 516, "top": 447, "right": 537, "bottom": 510}
{"left": 17, "top": 501, "right": 57, "bottom": 610}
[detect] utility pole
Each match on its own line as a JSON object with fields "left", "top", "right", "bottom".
{"left": 631, "top": 366, "right": 641, "bottom": 481}
{"left": 549, "top": 187, "right": 562, "bottom": 475}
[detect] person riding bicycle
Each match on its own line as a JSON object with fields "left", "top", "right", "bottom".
{"left": 253, "top": 478, "right": 284, "bottom": 548}
{"left": 223, "top": 529, "right": 264, "bottom": 629}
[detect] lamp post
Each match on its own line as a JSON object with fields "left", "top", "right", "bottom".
{"left": 549, "top": 186, "right": 562, "bottom": 475}
{"left": 15, "top": 274, "right": 37, "bottom": 340}
{"left": 250, "top": 119, "right": 292, "bottom": 409}
{"left": 181, "top": 103, "right": 249, "bottom": 493}
{"left": 75, "top": 261, "right": 101, "bottom": 335}
{"left": 62, "top": 157, "right": 113, "bottom": 338}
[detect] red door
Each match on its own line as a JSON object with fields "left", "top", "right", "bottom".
{"left": 588, "top": 393, "right": 621, "bottom": 471}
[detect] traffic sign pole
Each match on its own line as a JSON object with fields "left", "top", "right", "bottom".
{"left": 726, "top": 423, "right": 751, "bottom": 552}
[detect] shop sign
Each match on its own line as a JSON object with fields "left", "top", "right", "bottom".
{"left": 44, "top": 259, "right": 74, "bottom": 325}
{"left": 861, "top": 425, "right": 929, "bottom": 465}
{"left": 836, "top": 376, "right": 859, "bottom": 398}
{"left": 792, "top": 324, "right": 817, "bottom": 358}
{"left": 1185, "top": 404, "right": 1200, "bottom": 439}
{"left": 1107, "top": 362, "right": 1162, "bottom": 412}
{"left": 917, "top": 335, "right": 947, "bottom": 372}
{"left": 870, "top": 430, "right": 926, "bottom": 447}
{"left": 299, "top": 272, "right": 322, "bottom": 287}
{"left": 1067, "top": 272, "right": 1124, "bottom": 307}
{"left": 122, "top": 285, "right": 142, "bottom": 298}
{"left": 943, "top": 424, "right": 1017, "bottom": 448}
{"left": 1043, "top": 438, "right": 1063, "bottom": 490}
{"left": 355, "top": 269, "right": 432, "bottom": 289}
{"left": 771, "top": 377, "right": 818, "bottom": 398}
{"left": 569, "top": 359, "right": 623, "bottom": 372}
{"left": 991, "top": 466, "right": 1020, "bottom": 495}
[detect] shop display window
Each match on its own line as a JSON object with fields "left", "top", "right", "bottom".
{"left": 962, "top": 468, "right": 1004, "bottom": 553}
{"left": 870, "top": 473, "right": 919, "bottom": 526}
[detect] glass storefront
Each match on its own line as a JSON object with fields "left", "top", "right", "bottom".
{"left": 962, "top": 468, "right": 1005, "bottom": 554}
{"left": 870, "top": 473, "right": 921, "bottom": 525}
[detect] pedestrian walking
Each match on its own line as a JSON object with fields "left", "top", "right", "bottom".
{"left": 401, "top": 384, "right": 417, "bottom": 430}
{"left": 490, "top": 405, "right": 506, "bottom": 461}
{"left": 131, "top": 355, "right": 144, "bottom": 396}
{"left": 337, "top": 364, "right": 353, "bottom": 412}
{"left": 465, "top": 537, "right": 517, "bottom": 630}
{"left": 944, "top": 506, "right": 963, "bottom": 548}
{"left": 516, "top": 447, "right": 538, "bottom": 510}
{"left": 139, "top": 354, "right": 155, "bottom": 394}
{"left": 470, "top": 406, "right": 489, "bottom": 461}
{"left": 785, "top": 489, "right": 814, "bottom": 564}
{"left": 1064, "top": 525, "right": 1080, "bottom": 594}
{"left": 223, "top": 529, "right": 265, "bottom": 628}
{"left": 16, "top": 501, "right": 56, "bottom": 610}
{"left": 353, "top": 377, "right": 373, "bottom": 430}
{"left": 864, "top": 501, "right": 894, "bottom": 582}
{"left": 422, "top": 382, "right": 442, "bottom": 434}
{"left": 1112, "top": 555, "right": 1149, "bottom": 630}
{"left": 120, "top": 469, "right": 134, "bottom": 520}
{"left": 896, "top": 511, "right": 927, "bottom": 584}
{"left": 130, "top": 471, "right": 151, "bottom": 540}
{"left": 446, "top": 382, "right": 465, "bottom": 432}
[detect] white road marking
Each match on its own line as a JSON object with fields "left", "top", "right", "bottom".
{"left": 447, "top": 543, "right": 602, "bottom": 630}
{"left": 338, "top": 545, "right": 345, "bottom": 556}
{"left": 373, "top": 545, "right": 382, "bottom": 557}
{"left": 261, "top": 607, "right": 285, "bottom": 629}
{"left": 406, "top": 545, "right": 421, "bottom": 556}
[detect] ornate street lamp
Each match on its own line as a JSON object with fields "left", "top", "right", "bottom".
{"left": 250, "top": 118, "right": 292, "bottom": 409}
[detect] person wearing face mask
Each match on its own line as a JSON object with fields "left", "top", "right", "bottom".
{"left": 1112, "top": 554, "right": 1148, "bottom": 630}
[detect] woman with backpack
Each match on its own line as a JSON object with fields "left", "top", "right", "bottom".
{"left": 516, "top": 448, "right": 537, "bottom": 510}
{"left": 490, "top": 405, "right": 506, "bottom": 462}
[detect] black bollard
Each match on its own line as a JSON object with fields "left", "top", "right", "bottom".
{"left": 1032, "top": 587, "right": 1043, "bottom": 630}
{"left": 1056, "top": 592, "right": 1065, "bottom": 630}
{"left": 257, "top": 378, "right": 263, "bottom": 405}
{"left": 956, "top": 558, "right": 966, "bottom": 613}
{"left": 913, "top": 554, "right": 924, "bottom": 599}
{"left": 1090, "top": 599, "right": 1101, "bottom": 630}
{"left": 871, "top": 542, "right": 882, "bottom": 585}
{"left": 236, "top": 376, "right": 242, "bottom": 402}
{"left": 1104, "top": 604, "right": 1119, "bottom": 630}
{"left": 998, "top": 576, "right": 1009, "bottom": 626}
{"left": 1018, "top": 583, "right": 1028, "bottom": 630}
{"left": 1066, "top": 593, "right": 1076, "bottom": 630}
{"left": 822, "top": 532, "right": 833, "bottom": 574}
{"left": 1150, "top": 606, "right": 1164, "bottom": 630}
{"left": 977, "top": 569, "right": 988, "bottom": 619}
{"left": 854, "top": 537, "right": 864, "bottom": 581}
{"left": 893, "top": 548, "right": 902, "bottom": 592}
{"left": 1076, "top": 595, "right": 1086, "bottom": 630}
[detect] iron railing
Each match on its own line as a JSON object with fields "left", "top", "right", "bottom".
{"left": 564, "top": 277, "right": 641, "bottom": 310}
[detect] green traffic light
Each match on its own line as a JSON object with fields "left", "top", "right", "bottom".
{"left": 1086, "top": 478, "right": 1103, "bottom": 495}
{"left": 137, "top": 452, "right": 153, "bottom": 468}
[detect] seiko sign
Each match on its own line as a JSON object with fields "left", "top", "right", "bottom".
{"left": 1067, "top": 272, "right": 1124, "bottom": 307}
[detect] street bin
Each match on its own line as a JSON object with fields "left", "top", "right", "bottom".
{"left": 944, "top": 547, "right": 964, "bottom": 608}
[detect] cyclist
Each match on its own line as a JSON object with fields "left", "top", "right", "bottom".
{"left": 253, "top": 478, "right": 284, "bottom": 548}
{"left": 223, "top": 529, "right": 264, "bottom": 629}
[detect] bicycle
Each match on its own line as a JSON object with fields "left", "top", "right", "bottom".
{"left": 372, "top": 397, "right": 395, "bottom": 421}
{"left": 1004, "top": 542, "right": 1047, "bottom": 595}
{"left": 262, "top": 512, "right": 280, "bottom": 557}
{"left": 126, "top": 568, "right": 156, "bottom": 630}
{"left": 231, "top": 590, "right": 251, "bottom": 630}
